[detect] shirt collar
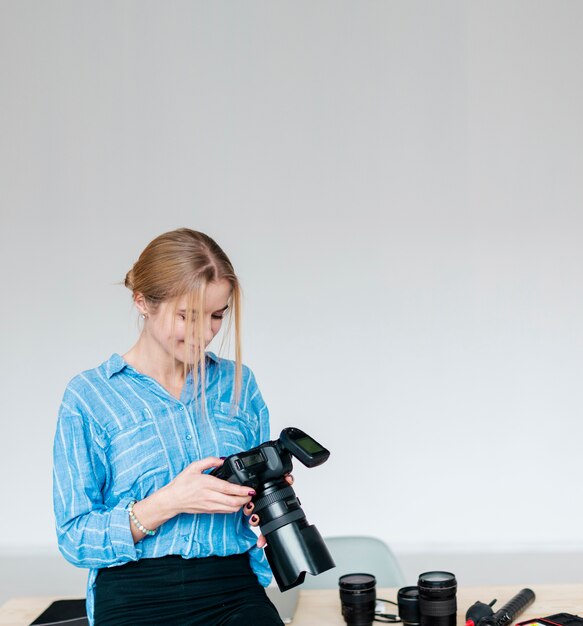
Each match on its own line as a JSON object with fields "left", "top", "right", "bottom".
{"left": 104, "top": 353, "right": 128, "bottom": 378}
{"left": 205, "top": 351, "right": 219, "bottom": 364}
{"left": 104, "top": 351, "right": 219, "bottom": 379}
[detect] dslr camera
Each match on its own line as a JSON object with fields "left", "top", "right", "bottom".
{"left": 211, "top": 427, "right": 335, "bottom": 591}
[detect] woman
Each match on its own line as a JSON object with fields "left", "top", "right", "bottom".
{"left": 53, "top": 228, "right": 284, "bottom": 625}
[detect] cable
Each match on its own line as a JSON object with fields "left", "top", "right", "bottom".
{"left": 375, "top": 598, "right": 402, "bottom": 623}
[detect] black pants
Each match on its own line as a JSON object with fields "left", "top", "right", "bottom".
{"left": 94, "top": 554, "right": 283, "bottom": 626}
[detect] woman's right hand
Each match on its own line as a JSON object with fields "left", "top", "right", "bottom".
{"left": 128, "top": 457, "right": 254, "bottom": 543}
{"left": 165, "top": 456, "right": 255, "bottom": 516}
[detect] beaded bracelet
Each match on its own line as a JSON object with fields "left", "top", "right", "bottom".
{"left": 128, "top": 500, "right": 156, "bottom": 536}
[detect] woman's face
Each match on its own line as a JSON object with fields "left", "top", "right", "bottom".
{"left": 140, "top": 279, "right": 232, "bottom": 364}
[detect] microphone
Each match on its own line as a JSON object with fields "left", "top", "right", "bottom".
{"left": 466, "top": 589, "right": 536, "bottom": 626}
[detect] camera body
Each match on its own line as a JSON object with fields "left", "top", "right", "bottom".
{"left": 211, "top": 427, "right": 335, "bottom": 591}
{"left": 211, "top": 427, "right": 329, "bottom": 487}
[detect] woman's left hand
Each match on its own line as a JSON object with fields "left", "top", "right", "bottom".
{"left": 244, "top": 474, "right": 294, "bottom": 548}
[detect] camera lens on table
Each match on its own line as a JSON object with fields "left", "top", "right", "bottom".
{"left": 339, "top": 573, "right": 377, "bottom": 626}
{"left": 398, "top": 585, "right": 421, "bottom": 626}
{"left": 417, "top": 571, "right": 457, "bottom": 626}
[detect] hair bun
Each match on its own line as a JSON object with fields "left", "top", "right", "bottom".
{"left": 124, "top": 268, "right": 135, "bottom": 290}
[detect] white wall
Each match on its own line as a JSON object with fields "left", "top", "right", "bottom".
{"left": 1, "top": 0, "right": 583, "bottom": 593}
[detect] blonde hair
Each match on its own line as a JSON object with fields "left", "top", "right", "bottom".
{"left": 124, "top": 228, "right": 242, "bottom": 405}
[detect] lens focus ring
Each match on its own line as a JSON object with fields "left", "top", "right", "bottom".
{"left": 254, "top": 485, "right": 295, "bottom": 512}
{"left": 418, "top": 598, "right": 457, "bottom": 617}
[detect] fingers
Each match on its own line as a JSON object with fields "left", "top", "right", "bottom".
{"left": 285, "top": 474, "right": 294, "bottom": 485}
{"left": 243, "top": 501, "right": 255, "bottom": 516}
{"left": 216, "top": 480, "right": 257, "bottom": 498}
{"left": 249, "top": 513, "right": 260, "bottom": 527}
{"left": 189, "top": 457, "right": 224, "bottom": 473}
{"left": 202, "top": 475, "right": 255, "bottom": 511}
{"left": 218, "top": 492, "right": 252, "bottom": 507}
{"left": 188, "top": 459, "right": 256, "bottom": 496}
{"left": 204, "top": 491, "right": 252, "bottom": 514}
{"left": 256, "top": 533, "right": 267, "bottom": 549}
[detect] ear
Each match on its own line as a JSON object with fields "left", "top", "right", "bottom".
{"left": 134, "top": 292, "right": 149, "bottom": 317}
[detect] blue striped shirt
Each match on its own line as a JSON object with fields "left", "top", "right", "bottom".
{"left": 53, "top": 352, "right": 272, "bottom": 624}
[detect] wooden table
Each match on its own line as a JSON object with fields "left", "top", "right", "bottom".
{"left": 295, "top": 584, "right": 583, "bottom": 626}
{"left": 1, "top": 584, "right": 582, "bottom": 626}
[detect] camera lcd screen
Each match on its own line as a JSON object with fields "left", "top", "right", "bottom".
{"left": 295, "top": 436, "right": 324, "bottom": 454}
{"left": 242, "top": 451, "right": 264, "bottom": 467}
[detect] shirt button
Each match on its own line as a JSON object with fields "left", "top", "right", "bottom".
{"left": 178, "top": 406, "right": 184, "bottom": 412}
{"left": 183, "top": 535, "right": 190, "bottom": 542}
{"left": 185, "top": 434, "right": 192, "bottom": 440}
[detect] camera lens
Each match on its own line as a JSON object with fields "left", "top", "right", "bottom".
{"left": 339, "top": 573, "right": 377, "bottom": 626}
{"left": 417, "top": 571, "right": 457, "bottom": 626}
{"left": 255, "top": 479, "right": 334, "bottom": 591}
{"left": 398, "top": 586, "right": 420, "bottom": 626}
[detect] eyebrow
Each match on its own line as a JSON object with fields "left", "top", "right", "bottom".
{"left": 177, "top": 305, "right": 229, "bottom": 314}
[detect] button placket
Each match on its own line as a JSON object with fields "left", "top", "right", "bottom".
{"left": 179, "top": 403, "right": 200, "bottom": 458}
{"left": 178, "top": 405, "right": 190, "bottom": 443}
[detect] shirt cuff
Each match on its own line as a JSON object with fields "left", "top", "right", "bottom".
{"left": 108, "top": 496, "right": 141, "bottom": 564}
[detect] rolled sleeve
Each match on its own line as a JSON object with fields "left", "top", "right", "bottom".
{"left": 108, "top": 496, "right": 141, "bottom": 562}
{"left": 53, "top": 408, "right": 139, "bottom": 569}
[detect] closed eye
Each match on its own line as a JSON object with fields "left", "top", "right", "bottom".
{"left": 177, "top": 305, "right": 228, "bottom": 321}
{"left": 212, "top": 305, "right": 229, "bottom": 320}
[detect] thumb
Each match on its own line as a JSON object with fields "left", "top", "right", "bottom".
{"left": 189, "top": 456, "right": 224, "bottom": 473}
